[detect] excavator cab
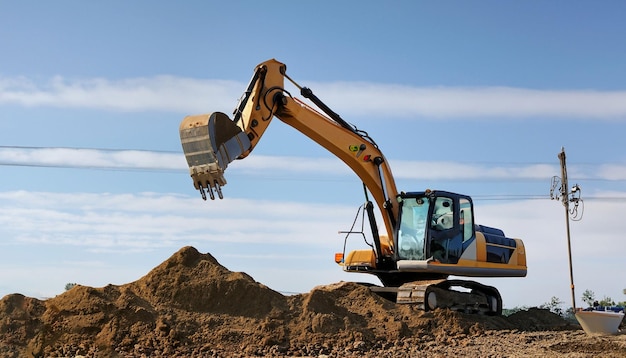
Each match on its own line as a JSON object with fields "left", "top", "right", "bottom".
{"left": 397, "top": 191, "right": 473, "bottom": 265}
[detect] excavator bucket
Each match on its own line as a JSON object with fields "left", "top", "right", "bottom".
{"left": 179, "top": 112, "right": 251, "bottom": 200}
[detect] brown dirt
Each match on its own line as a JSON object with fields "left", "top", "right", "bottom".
{"left": 1, "top": 246, "right": 625, "bottom": 357}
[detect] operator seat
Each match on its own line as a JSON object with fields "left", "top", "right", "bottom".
{"left": 432, "top": 199, "right": 453, "bottom": 230}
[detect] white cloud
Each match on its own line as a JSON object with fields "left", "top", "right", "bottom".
{"left": 0, "top": 76, "right": 241, "bottom": 113}
{"left": 2, "top": 75, "right": 626, "bottom": 119}
{"left": 0, "top": 190, "right": 624, "bottom": 307}
{"left": 596, "top": 164, "right": 626, "bottom": 180}
{"left": 391, "top": 160, "right": 559, "bottom": 180}
{"left": 2, "top": 147, "right": 625, "bottom": 182}
{"left": 313, "top": 83, "right": 626, "bottom": 120}
{"left": 0, "top": 191, "right": 354, "bottom": 250}
{"left": 0, "top": 147, "right": 186, "bottom": 171}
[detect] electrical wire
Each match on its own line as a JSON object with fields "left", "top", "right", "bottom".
{"left": 1, "top": 145, "right": 626, "bottom": 203}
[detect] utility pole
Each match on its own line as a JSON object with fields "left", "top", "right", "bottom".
{"left": 550, "top": 147, "right": 583, "bottom": 313}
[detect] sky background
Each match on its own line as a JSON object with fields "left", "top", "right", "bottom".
{"left": 1, "top": 1, "right": 625, "bottom": 309}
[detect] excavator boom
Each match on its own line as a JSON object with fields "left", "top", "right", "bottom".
{"left": 180, "top": 59, "right": 399, "bottom": 262}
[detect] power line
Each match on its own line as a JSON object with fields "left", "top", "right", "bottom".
{"left": 1, "top": 145, "right": 625, "bottom": 167}
{"left": 472, "top": 195, "right": 549, "bottom": 201}
{"left": 1, "top": 146, "right": 626, "bottom": 198}
{"left": 2, "top": 158, "right": 626, "bottom": 188}
{"left": 0, "top": 161, "right": 182, "bottom": 173}
{"left": 0, "top": 145, "right": 177, "bottom": 154}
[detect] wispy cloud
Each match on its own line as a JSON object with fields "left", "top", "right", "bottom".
{"left": 390, "top": 160, "right": 560, "bottom": 180}
{"left": 2, "top": 76, "right": 626, "bottom": 119}
{"left": 0, "top": 76, "right": 241, "bottom": 113}
{"left": 313, "top": 83, "right": 626, "bottom": 120}
{"left": 0, "top": 191, "right": 353, "bottom": 251}
{"left": 0, "top": 189, "right": 624, "bottom": 307}
{"left": 1, "top": 146, "right": 625, "bottom": 181}
{"left": 0, "top": 146, "right": 186, "bottom": 171}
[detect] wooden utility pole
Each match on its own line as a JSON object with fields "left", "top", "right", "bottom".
{"left": 557, "top": 147, "right": 577, "bottom": 312}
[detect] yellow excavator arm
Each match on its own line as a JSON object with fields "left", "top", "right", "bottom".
{"left": 180, "top": 59, "right": 399, "bottom": 256}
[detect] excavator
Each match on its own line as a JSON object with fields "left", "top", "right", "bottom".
{"left": 179, "top": 59, "right": 527, "bottom": 315}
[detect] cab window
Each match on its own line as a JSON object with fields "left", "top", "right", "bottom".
{"left": 460, "top": 198, "right": 474, "bottom": 242}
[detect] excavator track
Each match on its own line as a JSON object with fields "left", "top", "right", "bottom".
{"left": 370, "top": 279, "right": 502, "bottom": 315}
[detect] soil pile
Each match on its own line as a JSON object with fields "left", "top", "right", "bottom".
{"left": 1, "top": 246, "right": 625, "bottom": 357}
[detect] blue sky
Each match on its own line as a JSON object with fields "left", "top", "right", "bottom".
{"left": 1, "top": 1, "right": 625, "bottom": 309}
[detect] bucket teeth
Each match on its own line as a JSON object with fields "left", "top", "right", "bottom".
{"left": 179, "top": 112, "right": 251, "bottom": 199}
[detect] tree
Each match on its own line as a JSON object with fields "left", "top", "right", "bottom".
{"left": 598, "top": 295, "right": 615, "bottom": 307}
{"left": 540, "top": 296, "right": 564, "bottom": 316}
{"left": 502, "top": 306, "right": 529, "bottom": 316}
{"left": 65, "top": 283, "right": 77, "bottom": 291}
{"left": 581, "top": 289, "right": 596, "bottom": 307}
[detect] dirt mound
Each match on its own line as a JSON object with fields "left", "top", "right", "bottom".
{"left": 127, "top": 246, "right": 287, "bottom": 317}
{"left": 1, "top": 246, "right": 625, "bottom": 357}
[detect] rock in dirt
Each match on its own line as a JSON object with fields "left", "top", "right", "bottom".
{"left": 1, "top": 246, "right": 625, "bottom": 357}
